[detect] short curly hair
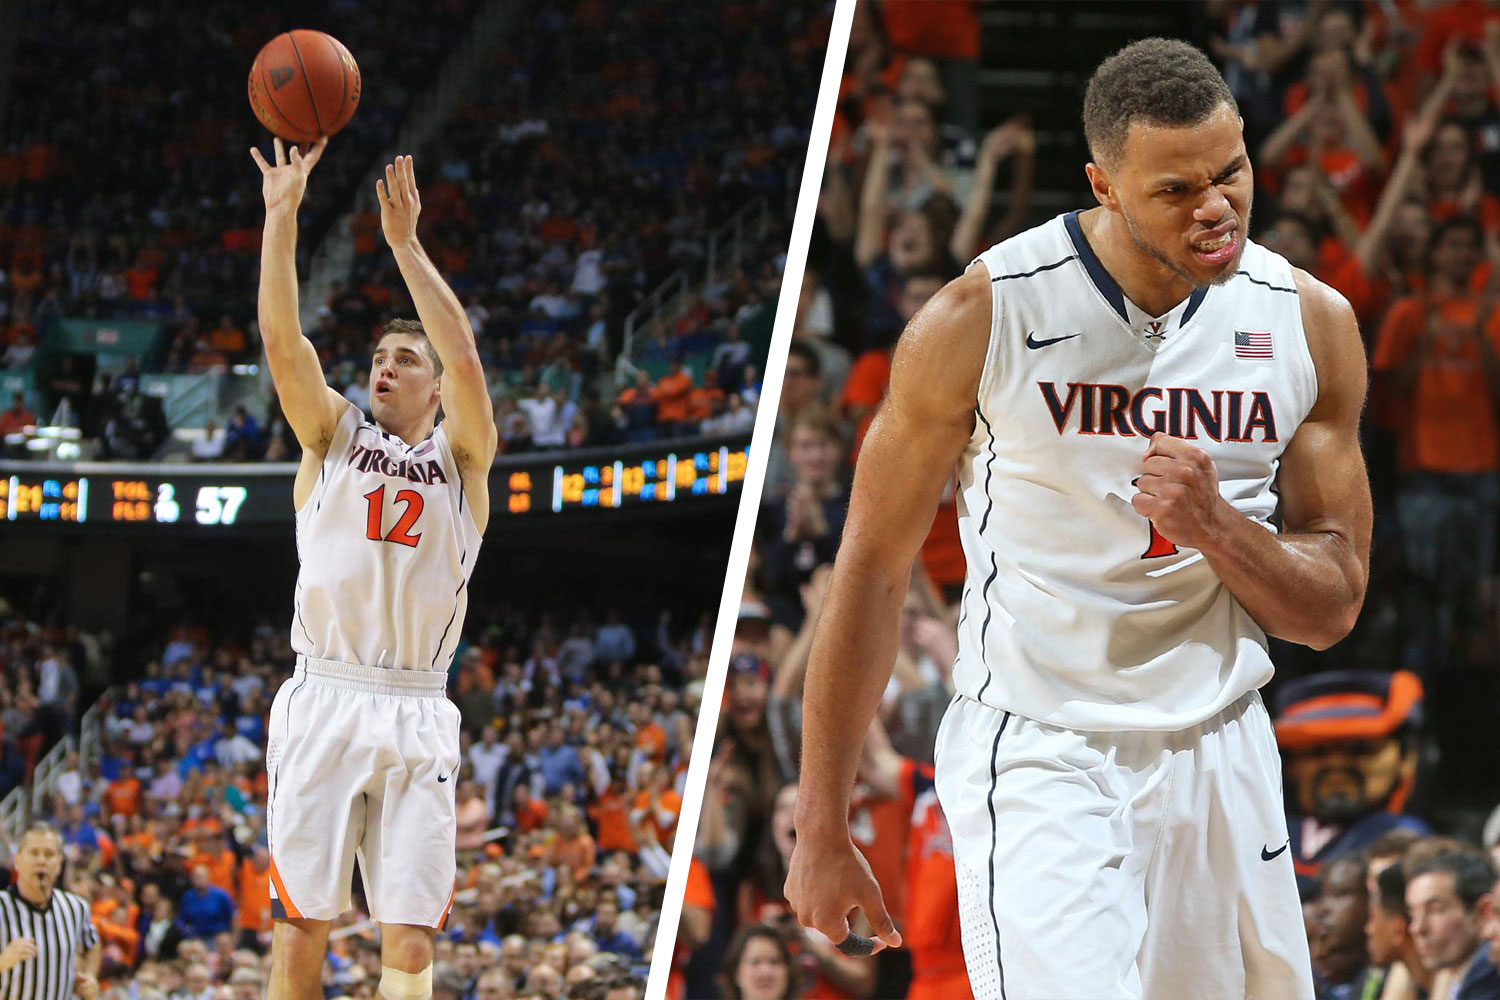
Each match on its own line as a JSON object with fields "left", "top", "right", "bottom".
{"left": 1083, "top": 38, "right": 1237, "bottom": 170}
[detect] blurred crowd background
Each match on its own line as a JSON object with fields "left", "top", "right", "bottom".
{"left": 677, "top": 2, "right": 1500, "bottom": 999}
{"left": 0, "top": 0, "right": 826, "bottom": 462}
{"left": 0, "top": 587, "right": 708, "bottom": 1000}
{"left": 0, "top": 0, "right": 831, "bottom": 998}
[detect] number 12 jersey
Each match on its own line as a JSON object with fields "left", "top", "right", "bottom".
{"left": 291, "top": 404, "right": 483, "bottom": 672}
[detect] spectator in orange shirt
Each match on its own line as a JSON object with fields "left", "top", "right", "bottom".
{"left": 188, "top": 832, "right": 239, "bottom": 898}
{"left": 209, "top": 315, "right": 246, "bottom": 357}
{"left": 0, "top": 392, "right": 35, "bottom": 435}
{"left": 1261, "top": 53, "right": 1388, "bottom": 227}
{"left": 236, "top": 845, "right": 273, "bottom": 947}
{"left": 652, "top": 358, "right": 695, "bottom": 436}
{"left": 103, "top": 771, "right": 142, "bottom": 819}
{"left": 123, "top": 254, "right": 158, "bottom": 302}
{"left": 617, "top": 371, "right": 658, "bottom": 443}
{"left": 547, "top": 805, "right": 597, "bottom": 881}
{"left": 632, "top": 761, "right": 681, "bottom": 847}
{"left": 1372, "top": 213, "right": 1500, "bottom": 668}
{"left": 590, "top": 776, "right": 637, "bottom": 854}
{"left": 688, "top": 369, "right": 726, "bottom": 425}
{"left": 632, "top": 701, "right": 667, "bottom": 762}
{"left": 513, "top": 783, "right": 549, "bottom": 835}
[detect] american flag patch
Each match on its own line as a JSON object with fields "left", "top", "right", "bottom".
{"left": 1234, "top": 330, "right": 1273, "bottom": 359}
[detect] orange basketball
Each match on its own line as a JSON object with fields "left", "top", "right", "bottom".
{"left": 248, "top": 30, "right": 360, "bottom": 145}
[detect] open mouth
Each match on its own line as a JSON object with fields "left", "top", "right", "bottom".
{"left": 1190, "top": 225, "right": 1238, "bottom": 266}
{"left": 374, "top": 378, "right": 394, "bottom": 399}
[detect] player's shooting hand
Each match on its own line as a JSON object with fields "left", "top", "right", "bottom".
{"left": 250, "top": 137, "right": 327, "bottom": 212}
{"left": 376, "top": 154, "right": 422, "bottom": 249}
{"left": 784, "top": 834, "right": 901, "bottom": 955}
{"left": 1130, "top": 433, "right": 1232, "bottom": 551}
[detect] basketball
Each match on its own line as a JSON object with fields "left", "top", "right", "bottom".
{"left": 247, "top": 30, "right": 360, "bottom": 145}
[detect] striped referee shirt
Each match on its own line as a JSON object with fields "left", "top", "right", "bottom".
{"left": 0, "top": 886, "right": 98, "bottom": 1000}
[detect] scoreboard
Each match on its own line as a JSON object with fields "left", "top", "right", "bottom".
{"left": 0, "top": 434, "right": 750, "bottom": 529}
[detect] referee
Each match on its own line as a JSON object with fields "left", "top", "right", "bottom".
{"left": 0, "top": 823, "right": 99, "bottom": 1000}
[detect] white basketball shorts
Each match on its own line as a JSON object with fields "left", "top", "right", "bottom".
{"left": 266, "top": 655, "right": 461, "bottom": 926}
{"left": 933, "top": 690, "right": 1313, "bottom": 1000}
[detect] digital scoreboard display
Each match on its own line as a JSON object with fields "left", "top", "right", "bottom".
{"left": 0, "top": 435, "right": 749, "bottom": 529}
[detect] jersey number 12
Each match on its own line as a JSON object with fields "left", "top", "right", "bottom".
{"left": 364, "top": 485, "right": 424, "bottom": 547}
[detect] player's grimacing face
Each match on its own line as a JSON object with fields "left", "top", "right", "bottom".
{"left": 1103, "top": 104, "right": 1253, "bottom": 286}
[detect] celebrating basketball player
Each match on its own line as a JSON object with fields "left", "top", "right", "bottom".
{"left": 786, "top": 39, "right": 1371, "bottom": 1000}
{"left": 250, "top": 136, "right": 495, "bottom": 1000}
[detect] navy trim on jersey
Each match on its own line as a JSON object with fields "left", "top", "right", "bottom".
{"left": 1180, "top": 286, "right": 1210, "bottom": 327}
{"left": 987, "top": 710, "right": 1014, "bottom": 1000}
{"left": 974, "top": 408, "right": 1001, "bottom": 704}
{"left": 1065, "top": 212, "right": 1220, "bottom": 329}
{"left": 430, "top": 544, "right": 468, "bottom": 671}
{"left": 1064, "top": 211, "right": 1128, "bottom": 322}
{"left": 1237, "top": 270, "right": 1298, "bottom": 294}
{"left": 990, "top": 255, "right": 1077, "bottom": 283}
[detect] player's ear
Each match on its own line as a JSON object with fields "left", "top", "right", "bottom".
{"left": 1085, "top": 162, "right": 1116, "bottom": 211}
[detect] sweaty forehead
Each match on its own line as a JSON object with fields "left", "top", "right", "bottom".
{"left": 1118, "top": 105, "right": 1246, "bottom": 182}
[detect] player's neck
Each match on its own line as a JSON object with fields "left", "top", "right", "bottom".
{"left": 376, "top": 413, "right": 437, "bottom": 447}
{"left": 1083, "top": 208, "right": 1198, "bottom": 319}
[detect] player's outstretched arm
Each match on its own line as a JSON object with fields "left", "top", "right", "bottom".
{"left": 1133, "top": 272, "right": 1372, "bottom": 649}
{"left": 377, "top": 155, "right": 497, "bottom": 478}
{"left": 251, "top": 137, "right": 347, "bottom": 458}
{"left": 784, "top": 264, "right": 990, "bottom": 951}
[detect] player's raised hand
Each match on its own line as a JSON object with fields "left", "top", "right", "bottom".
{"left": 1131, "top": 433, "right": 1231, "bottom": 551}
{"left": 784, "top": 834, "right": 901, "bottom": 956}
{"left": 250, "top": 137, "right": 327, "bottom": 211}
{"left": 377, "top": 154, "right": 422, "bottom": 248}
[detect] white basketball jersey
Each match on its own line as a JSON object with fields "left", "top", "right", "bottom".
{"left": 954, "top": 212, "right": 1319, "bottom": 731}
{"left": 292, "top": 405, "right": 483, "bottom": 672}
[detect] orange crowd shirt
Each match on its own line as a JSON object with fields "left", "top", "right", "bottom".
{"left": 899, "top": 759, "right": 972, "bottom": 1000}
{"left": 1372, "top": 293, "right": 1500, "bottom": 473}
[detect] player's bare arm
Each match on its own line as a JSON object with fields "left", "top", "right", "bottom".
{"left": 1131, "top": 271, "right": 1372, "bottom": 649}
{"left": 377, "top": 154, "right": 497, "bottom": 526}
{"left": 251, "top": 137, "right": 351, "bottom": 499}
{"left": 785, "top": 264, "right": 990, "bottom": 951}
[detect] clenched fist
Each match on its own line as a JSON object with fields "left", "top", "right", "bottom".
{"left": 1130, "top": 433, "right": 1232, "bottom": 551}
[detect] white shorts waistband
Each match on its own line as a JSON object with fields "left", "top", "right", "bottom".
{"left": 294, "top": 655, "right": 449, "bottom": 696}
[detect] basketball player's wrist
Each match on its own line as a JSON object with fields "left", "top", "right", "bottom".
{"left": 1193, "top": 496, "right": 1246, "bottom": 557}
{"left": 389, "top": 235, "right": 423, "bottom": 256}
{"left": 794, "top": 807, "right": 852, "bottom": 846}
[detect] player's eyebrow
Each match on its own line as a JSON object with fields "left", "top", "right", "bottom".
{"left": 1152, "top": 154, "right": 1246, "bottom": 190}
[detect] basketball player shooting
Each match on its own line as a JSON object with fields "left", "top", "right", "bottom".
{"left": 785, "top": 39, "right": 1371, "bottom": 1000}
{"left": 250, "top": 137, "right": 495, "bottom": 1000}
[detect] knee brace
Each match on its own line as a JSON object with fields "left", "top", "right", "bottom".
{"left": 378, "top": 963, "right": 433, "bottom": 1000}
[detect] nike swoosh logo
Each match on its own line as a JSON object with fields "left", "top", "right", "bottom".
{"left": 1262, "top": 840, "right": 1290, "bottom": 861}
{"left": 1026, "top": 332, "right": 1081, "bottom": 349}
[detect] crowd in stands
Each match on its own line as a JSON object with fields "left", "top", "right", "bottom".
{"left": 0, "top": 593, "right": 713, "bottom": 1000}
{"left": 1, "top": 0, "right": 827, "bottom": 462}
{"left": 675, "top": 2, "right": 1500, "bottom": 998}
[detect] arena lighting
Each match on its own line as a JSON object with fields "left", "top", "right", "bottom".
{"left": 0, "top": 434, "right": 749, "bottom": 527}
